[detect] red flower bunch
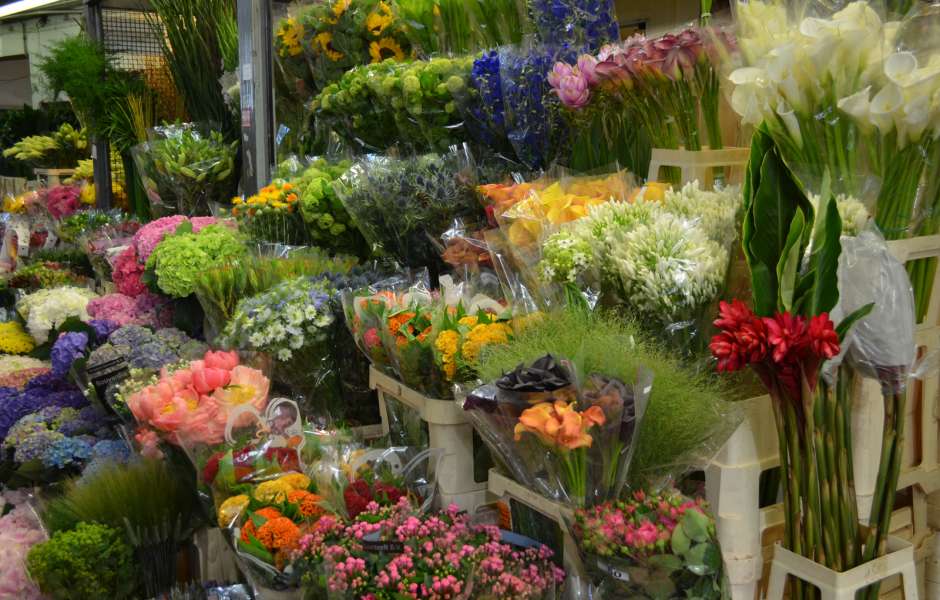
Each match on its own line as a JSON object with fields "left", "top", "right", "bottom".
{"left": 45, "top": 185, "right": 81, "bottom": 219}
{"left": 343, "top": 478, "right": 406, "bottom": 518}
{"left": 710, "top": 300, "right": 840, "bottom": 398}
{"left": 111, "top": 245, "right": 146, "bottom": 297}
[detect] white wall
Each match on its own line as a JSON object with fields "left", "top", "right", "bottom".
{"left": 615, "top": 0, "right": 703, "bottom": 36}
{"left": 0, "top": 13, "right": 82, "bottom": 108}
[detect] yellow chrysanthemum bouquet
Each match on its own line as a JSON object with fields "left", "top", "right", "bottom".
{"left": 232, "top": 180, "right": 307, "bottom": 245}
{"left": 0, "top": 321, "right": 35, "bottom": 355}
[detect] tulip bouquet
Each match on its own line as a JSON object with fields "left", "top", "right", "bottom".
{"left": 232, "top": 180, "right": 307, "bottom": 246}
{"left": 292, "top": 499, "right": 565, "bottom": 600}
{"left": 571, "top": 489, "right": 727, "bottom": 600}
{"left": 125, "top": 350, "right": 271, "bottom": 458}
{"left": 710, "top": 130, "right": 876, "bottom": 586}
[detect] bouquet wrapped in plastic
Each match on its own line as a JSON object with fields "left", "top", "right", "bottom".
{"left": 335, "top": 145, "right": 485, "bottom": 274}
{"left": 221, "top": 275, "right": 343, "bottom": 420}
{"left": 231, "top": 180, "right": 308, "bottom": 246}
{"left": 133, "top": 123, "right": 238, "bottom": 217}
{"left": 571, "top": 489, "right": 728, "bottom": 599}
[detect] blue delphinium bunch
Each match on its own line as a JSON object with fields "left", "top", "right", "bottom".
{"left": 500, "top": 43, "right": 577, "bottom": 170}
{"left": 527, "top": 0, "right": 619, "bottom": 49}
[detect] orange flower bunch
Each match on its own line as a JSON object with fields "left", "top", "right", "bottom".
{"left": 288, "top": 489, "right": 326, "bottom": 519}
{"left": 514, "top": 400, "right": 606, "bottom": 451}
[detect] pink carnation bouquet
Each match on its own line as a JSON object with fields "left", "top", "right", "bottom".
{"left": 127, "top": 350, "right": 271, "bottom": 456}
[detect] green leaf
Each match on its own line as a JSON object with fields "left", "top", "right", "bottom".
{"left": 777, "top": 210, "right": 805, "bottom": 312}
{"left": 808, "top": 196, "right": 843, "bottom": 315}
{"left": 237, "top": 537, "right": 274, "bottom": 564}
{"left": 671, "top": 523, "right": 691, "bottom": 555}
{"left": 703, "top": 543, "right": 723, "bottom": 572}
{"left": 836, "top": 303, "right": 875, "bottom": 342}
{"left": 682, "top": 509, "right": 712, "bottom": 543}
{"left": 648, "top": 553, "right": 683, "bottom": 571}
{"left": 748, "top": 260, "right": 776, "bottom": 317}
{"left": 742, "top": 127, "right": 775, "bottom": 285}
{"left": 686, "top": 543, "right": 709, "bottom": 575}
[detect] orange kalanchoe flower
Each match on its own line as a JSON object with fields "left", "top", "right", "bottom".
{"left": 514, "top": 400, "right": 606, "bottom": 450}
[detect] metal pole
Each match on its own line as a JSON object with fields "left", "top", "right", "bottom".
{"left": 84, "top": 0, "right": 111, "bottom": 210}
{"left": 237, "top": 0, "right": 274, "bottom": 195}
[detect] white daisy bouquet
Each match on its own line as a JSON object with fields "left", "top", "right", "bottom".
{"left": 221, "top": 275, "right": 340, "bottom": 418}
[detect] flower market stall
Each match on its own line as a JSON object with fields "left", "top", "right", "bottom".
{"left": 0, "top": 0, "right": 939, "bottom": 599}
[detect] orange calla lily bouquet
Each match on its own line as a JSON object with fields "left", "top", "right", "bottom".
{"left": 462, "top": 354, "right": 646, "bottom": 508}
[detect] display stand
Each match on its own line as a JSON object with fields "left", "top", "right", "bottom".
{"left": 33, "top": 168, "right": 76, "bottom": 188}
{"left": 368, "top": 366, "right": 487, "bottom": 512}
{"left": 487, "top": 469, "right": 584, "bottom": 577}
{"left": 766, "top": 537, "right": 919, "bottom": 600}
{"left": 646, "top": 147, "right": 750, "bottom": 187}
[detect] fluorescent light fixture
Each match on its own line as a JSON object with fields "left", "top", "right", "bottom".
{"left": 0, "top": 0, "right": 66, "bottom": 19}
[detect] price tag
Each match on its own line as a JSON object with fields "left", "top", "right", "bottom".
{"left": 597, "top": 559, "right": 630, "bottom": 582}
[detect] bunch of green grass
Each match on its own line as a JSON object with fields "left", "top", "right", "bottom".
{"left": 42, "top": 458, "right": 201, "bottom": 535}
{"left": 148, "top": 0, "right": 236, "bottom": 133}
{"left": 42, "top": 459, "right": 203, "bottom": 598}
{"left": 478, "top": 309, "right": 739, "bottom": 489}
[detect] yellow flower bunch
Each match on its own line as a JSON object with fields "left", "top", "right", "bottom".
{"left": 365, "top": 1, "right": 394, "bottom": 35}
{"left": 369, "top": 37, "right": 405, "bottom": 62}
{"left": 434, "top": 313, "right": 513, "bottom": 382}
{"left": 496, "top": 173, "right": 647, "bottom": 248}
{"left": 276, "top": 18, "right": 305, "bottom": 57}
{"left": 217, "top": 494, "right": 249, "bottom": 526}
{"left": 3, "top": 193, "right": 26, "bottom": 214}
{"left": 232, "top": 181, "right": 299, "bottom": 217}
{"left": 254, "top": 472, "right": 312, "bottom": 504}
{"left": 0, "top": 322, "right": 35, "bottom": 354}
{"left": 315, "top": 32, "right": 345, "bottom": 62}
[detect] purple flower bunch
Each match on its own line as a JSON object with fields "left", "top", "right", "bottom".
{"left": 3, "top": 404, "right": 111, "bottom": 470}
{"left": 0, "top": 372, "right": 87, "bottom": 441}
{"left": 528, "top": 0, "right": 620, "bottom": 50}
{"left": 51, "top": 331, "right": 89, "bottom": 376}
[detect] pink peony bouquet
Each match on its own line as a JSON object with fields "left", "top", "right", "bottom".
{"left": 128, "top": 350, "right": 271, "bottom": 454}
{"left": 0, "top": 491, "right": 47, "bottom": 600}
{"left": 87, "top": 292, "right": 173, "bottom": 328}
{"left": 111, "top": 245, "right": 146, "bottom": 297}
{"left": 132, "top": 215, "right": 221, "bottom": 262}
{"left": 45, "top": 185, "right": 82, "bottom": 220}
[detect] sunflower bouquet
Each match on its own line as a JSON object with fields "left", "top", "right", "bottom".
{"left": 275, "top": 0, "right": 412, "bottom": 100}
{"left": 232, "top": 180, "right": 307, "bottom": 246}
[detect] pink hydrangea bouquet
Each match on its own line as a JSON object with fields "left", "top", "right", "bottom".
{"left": 572, "top": 489, "right": 727, "bottom": 599}
{"left": 0, "top": 491, "right": 47, "bottom": 599}
{"left": 293, "top": 498, "right": 565, "bottom": 600}
{"left": 111, "top": 245, "right": 146, "bottom": 297}
{"left": 87, "top": 292, "right": 173, "bottom": 328}
{"left": 132, "top": 215, "right": 221, "bottom": 262}
{"left": 126, "top": 350, "right": 271, "bottom": 456}
{"left": 44, "top": 185, "right": 82, "bottom": 220}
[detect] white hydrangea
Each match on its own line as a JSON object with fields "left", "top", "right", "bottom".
{"left": 16, "top": 286, "right": 98, "bottom": 344}
{"left": 609, "top": 213, "right": 728, "bottom": 324}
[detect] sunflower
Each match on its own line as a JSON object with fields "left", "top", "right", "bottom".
{"left": 276, "top": 18, "right": 304, "bottom": 57}
{"left": 331, "top": 0, "right": 350, "bottom": 17}
{"left": 369, "top": 38, "right": 405, "bottom": 63}
{"left": 365, "top": 1, "right": 394, "bottom": 36}
{"left": 314, "top": 32, "right": 344, "bottom": 61}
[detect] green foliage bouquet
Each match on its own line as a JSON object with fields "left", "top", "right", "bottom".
{"left": 2, "top": 123, "right": 89, "bottom": 169}
{"left": 290, "top": 159, "right": 369, "bottom": 258}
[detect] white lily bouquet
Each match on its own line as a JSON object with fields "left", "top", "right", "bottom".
{"left": 729, "top": 0, "right": 940, "bottom": 319}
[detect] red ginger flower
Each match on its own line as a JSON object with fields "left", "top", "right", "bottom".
{"left": 710, "top": 300, "right": 769, "bottom": 372}
{"left": 807, "top": 313, "right": 840, "bottom": 359}
{"left": 763, "top": 313, "right": 807, "bottom": 363}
